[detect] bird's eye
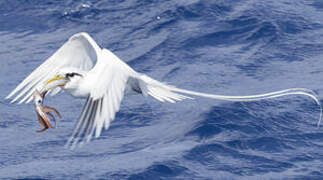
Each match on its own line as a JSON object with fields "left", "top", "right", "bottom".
{"left": 66, "top": 73, "right": 72, "bottom": 78}
{"left": 66, "top": 73, "right": 75, "bottom": 78}
{"left": 38, "top": 100, "right": 42, "bottom": 103}
{"left": 66, "top": 72, "right": 82, "bottom": 79}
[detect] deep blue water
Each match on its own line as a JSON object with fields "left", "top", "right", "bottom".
{"left": 1, "top": 0, "right": 323, "bottom": 179}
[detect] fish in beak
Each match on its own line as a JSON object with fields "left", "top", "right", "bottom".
{"left": 33, "top": 89, "right": 61, "bottom": 133}
{"left": 32, "top": 74, "right": 68, "bottom": 133}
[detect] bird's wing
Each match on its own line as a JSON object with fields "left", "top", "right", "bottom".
{"left": 6, "top": 32, "right": 101, "bottom": 104}
{"left": 65, "top": 49, "right": 136, "bottom": 148}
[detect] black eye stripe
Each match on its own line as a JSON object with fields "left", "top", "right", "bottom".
{"left": 66, "top": 72, "right": 83, "bottom": 78}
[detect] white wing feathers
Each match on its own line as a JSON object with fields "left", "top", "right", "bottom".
{"left": 65, "top": 49, "right": 193, "bottom": 148}
{"left": 6, "top": 32, "right": 100, "bottom": 104}
{"left": 66, "top": 49, "right": 134, "bottom": 147}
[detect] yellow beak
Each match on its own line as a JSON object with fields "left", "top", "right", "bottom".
{"left": 45, "top": 75, "right": 66, "bottom": 86}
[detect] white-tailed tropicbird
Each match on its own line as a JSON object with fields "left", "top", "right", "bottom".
{"left": 5, "top": 32, "right": 322, "bottom": 148}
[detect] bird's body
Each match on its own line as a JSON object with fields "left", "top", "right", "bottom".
{"left": 6, "top": 32, "right": 322, "bottom": 148}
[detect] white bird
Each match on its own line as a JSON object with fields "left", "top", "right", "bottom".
{"left": 5, "top": 32, "right": 322, "bottom": 148}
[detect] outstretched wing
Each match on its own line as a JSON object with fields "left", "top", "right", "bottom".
{"left": 6, "top": 32, "right": 101, "bottom": 104}
{"left": 65, "top": 49, "right": 136, "bottom": 148}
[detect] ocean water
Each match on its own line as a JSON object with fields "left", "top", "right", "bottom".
{"left": 1, "top": 0, "right": 323, "bottom": 179}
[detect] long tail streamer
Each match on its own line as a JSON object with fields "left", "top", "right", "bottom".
{"left": 170, "top": 87, "right": 322, "bottom": 127}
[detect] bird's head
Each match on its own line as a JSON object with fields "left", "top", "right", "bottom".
{"left": 45, "top": 68, "right": 85, "bottom": 89}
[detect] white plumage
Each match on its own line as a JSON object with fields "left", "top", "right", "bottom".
{"left": 6, "top": 32, "right": 322, "bottom": 148}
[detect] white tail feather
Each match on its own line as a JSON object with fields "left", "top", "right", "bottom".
{"left": 139, "top": 74, "right": 322, "bottom": 127}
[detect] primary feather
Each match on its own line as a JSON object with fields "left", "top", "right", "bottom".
{"left": 6, "top": 32, "right": 100, "bottom": 104}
